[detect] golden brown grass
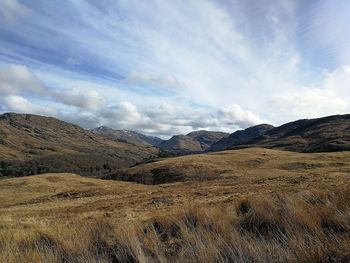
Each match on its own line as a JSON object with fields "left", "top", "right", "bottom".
{"left": 122, "top": 148, "right": 350, "bottom": 185}
{"left": 1, "top": 187, "right": 349, "bottom": 263}
{"left": 1, "top": 148, "right": 350, "bottom": 262}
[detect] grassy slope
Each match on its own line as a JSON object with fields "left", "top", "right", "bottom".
{"left": 0, "top": 113, "right": 158, "bottom": 162}
{"left": 117, "top": 147, "right": 350, "bottom": 185}
{"left": 1, "top": 178, "right": 349, "bottom": 262}
{"left": 1, "top": 148, "right": 350, "bottom": 224}
{"left": 0, "top": 113, "right": 159, "bottom": 177}
{"left": 1, "top": 148, "right": 350, "bottom": 262}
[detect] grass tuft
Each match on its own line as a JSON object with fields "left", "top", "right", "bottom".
{"left": 1, "top": 188, "right": 350, "bottom": 262}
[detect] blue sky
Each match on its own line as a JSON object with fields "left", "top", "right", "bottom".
{"left": 0, "top": 0, "right": 350, "bottom": 137}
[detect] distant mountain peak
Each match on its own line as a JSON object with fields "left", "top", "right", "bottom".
{"left": 209, "top": 124, "right": 274, "bottom": 151}
{"left": 91, "top": 126, "right": 163, "bottom": 146}
{"left": 0, "top": 112, "right": 158, "bottom": 177}
{"left": 159, "top": 130, "right": 229, "bottom": 154}
{"left": 210, "top": 114, "right": 350, "bottom": 152}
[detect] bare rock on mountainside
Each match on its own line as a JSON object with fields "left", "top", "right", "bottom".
{"left": 159, "top": 130, "right": 229, "bottom": 154}
{"left": 211, "top": 114, "right": 350, "bottom": 152}
{"left": 91, "top": 126, "right": 163, "bottom": 146}
{"left": 92, "top": 128, "right": 228, "bottom": 155}
{"left": 186, "top": 130, "right": 229, "bottom": 150}
{"left": 159, "top": 135, "right": 202, "bottom": 154}
{"left": 0, "top": 113, "right": 158, "bottom": 177}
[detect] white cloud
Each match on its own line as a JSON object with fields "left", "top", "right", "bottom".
{"left": 100, "top": 101, "right": 143, "bottom": 125}
{"left": 268, "top": 65, "right": 350, "bottom": 122}
{"left": 1, "top": 1, "right": 350, "bottom": 137}
{"left": 217, "top": 104, "right": 264, "bottom": 128}
{"left": 323, "top": 66, "right": 350, "bottom": 97}
{"left": 0, "top": 64, "right": 106, "bottom": 112}
{"left": 65, "top": 57, "right": 81, "bottom": 66}
{"left": 0, "top": 0, "right": 29, "bottom": 23}
{"left": 125, "top": 72, "right": 185, "bottom": 92}
{"left": 0, "top": 65, "right": 45, "bottom": 95}
{"left": 97, "top": 101, "right": 264, "bottom": 137}
{"left": 269, "top": 89, "right": 348, "bottom": 122}
{"left": 2, "top": 95, "right": 57, "bottom": 116}
{"left": 59, "top": 112, "right": 100, "bottom": 129}
{"left": 51, "top": 88, "right": 106, "bottom": 111}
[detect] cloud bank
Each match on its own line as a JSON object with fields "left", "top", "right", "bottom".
{"left": 0, "top": 64, "right": 263, "bottom": 136}
{"left": 0, "top": 0, "right": 349, "bottom": 137}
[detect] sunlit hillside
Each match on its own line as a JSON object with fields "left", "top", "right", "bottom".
{"left": 1, "top": 148, "right": 350, "bottom": 262}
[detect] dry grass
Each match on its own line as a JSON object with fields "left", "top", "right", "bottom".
{"left": 1, "top": 148, "right": 350, "bottom": 262}
{"left": 1, "top": 188, "right": 349, "bottom": 263}
{"left": 119, "top": 147, "right": 350, "bottom": 185}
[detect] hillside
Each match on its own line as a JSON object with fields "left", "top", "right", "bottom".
{"left": 91, "top": 126, "right": 163, "bottom": 146}
{"left": 211, "top": 114, "right": 350, "bottom": 152}
{"left": 187, "top": 130, "right": 229, "bottom": 150}
{"left": 252, "top": 114, "right": 350, "bottom": 152}
{"left": 0, "top": 113, "right": 158, "bottom": 177}
{"left": 159, "top": 130, "right": 228, "bottom": 154}
{"left": 2, "top": 149, "right": 350, "bottom": 222}
{"left": 1, "top": 149, "right": 350, "bottom": 262}
{"left": 158, "top": 135, "right": 202, "bottom": 154}
{"left": 108, "top": 147, "right": 350, "bottom": 185}
{"left": 210, "top": 124, "right": 273, "bottom": 151}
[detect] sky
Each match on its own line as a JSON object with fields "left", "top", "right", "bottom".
{"left": 0, "top": 0, "right": 350, "bottom": 138}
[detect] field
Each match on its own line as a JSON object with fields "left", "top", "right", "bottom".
{"left": 1, "top": 148, "right": 350, "bottom": 262}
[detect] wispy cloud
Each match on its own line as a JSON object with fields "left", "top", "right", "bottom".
{"left": 0, "top": 0, "right": 30, "bottom": 23}
{"left": 0, "top": 64, "right": 44, "bottom": 95}
{"left": 0, "top": 0, "right": 349, "bottom": 136}
{"left": 0, "top": 64, "right": 263, "bottom": 136}
{"left": 3, "top": 95, "right": 57, "bottom": 116}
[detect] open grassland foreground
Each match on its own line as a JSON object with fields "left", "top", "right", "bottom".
{"left": 0, "top": 148, "right": 350, "bottom": 262}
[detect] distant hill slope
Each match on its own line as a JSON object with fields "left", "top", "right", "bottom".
{"left": 210, "top": 124, "right": 273, "bottom": 151}
{"left": 187, "top": 130, "right": 229, "bottom": 150}
{"left": 0, "top": 113, "right": 158, "bottom": 177}
{"left": 91, "top": 126, "right": 163, "bottom": 146}
{"left": 248, "top": 114, "right": 350, "bottom": 152}
{"left": 159, "top": 130, "right": 229, "bottom": 154}
{"left": 107, "top": 147, "right": 350, "bottom": 185}
{"left": 211, "top": 114, "right": 350, "bottom": 152}
{"left": 158, "top": 135, "right": 202, "bottom": 154}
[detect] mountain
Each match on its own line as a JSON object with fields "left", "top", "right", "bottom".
{"left": 0, "top": 113, "right": 158, "bottom": 177}
{"left": 211, "top": 114, "right": 350, "bottom": 152}
{"left": 248, "top": 114, "right": 350, "bottom": 152}
{"left": 187, "top": 130, "right": 229, "bottom": 150}
{"left": 158, "top": 135, "right": 202, "bottom": 154}
{"left": 91, "top": 126, "right": 163, "bottom": 146}
{"left": 92, "top": 128, "right": 228, "bottom": 154}
{"left": 210, "top": 124, "right": 274, "bottom": 151}
{"left": 2, "top": 112, "right": 350, "bottom": 178}
{"left": 159, "top": 130, "right": 229, "bottom": 154}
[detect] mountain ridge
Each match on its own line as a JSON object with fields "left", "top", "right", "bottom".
{"left": 2, "top": 112, "right": 350, "bottom": 178}
{"left": 0, "top": 112, "right": 158, "bottom": 177}
{"left": 91, "top": 125, "right": 230, "bottom": 155}
{"left": 91, "top": 126, "right": 163, "bottom": 146}
{"left": 209, "top": 124, "right": 274, "bottom": 151}
{"left": 158, "top": 130, "right": 229, "bottom": 154}
{"left": 211, "top": 114, "right": 350, "bottom": 152}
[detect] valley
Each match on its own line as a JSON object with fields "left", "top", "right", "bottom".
{"left": 1, "top": 113, "right": 350, "bottom": 262}
{"left": 2, "top": 148, "right": 349, "bottom": 226}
